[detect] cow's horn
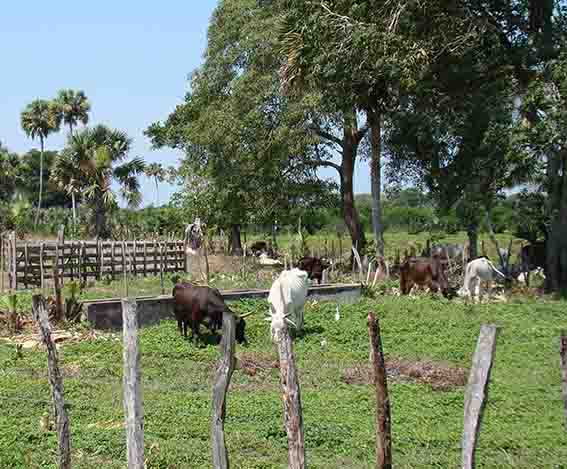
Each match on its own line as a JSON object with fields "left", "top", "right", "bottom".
{"left": 239, "top": 311, "right": 254, "bottom": 319}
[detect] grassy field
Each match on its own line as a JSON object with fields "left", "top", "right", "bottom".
{"left": 0, "top": 294, "right": 565, "bottom": 468}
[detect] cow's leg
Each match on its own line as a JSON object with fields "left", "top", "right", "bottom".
{"left": 191, "top": 303, "right": 200, "bottom": 346}
{"left": 474, "top": 278, "right": 481, "bottom": 303}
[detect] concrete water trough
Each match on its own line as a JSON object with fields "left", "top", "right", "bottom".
{"left": 83, "top": 283, "right": 362, "bottom": 330}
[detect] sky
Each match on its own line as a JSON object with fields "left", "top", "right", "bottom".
{"left": 0, "top": 1, "right": 371, "bottom": 207}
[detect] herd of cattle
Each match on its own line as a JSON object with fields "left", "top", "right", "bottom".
{"left": 173, "top": 241, "right": 547, "bottom": 346}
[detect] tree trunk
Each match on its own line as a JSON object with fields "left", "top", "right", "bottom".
{"left": 368, "top": 109, "right": 384, "bottom": 258}
{"left": 341, "top": 138, "right": 366, "bottom": 256}
{"left": 69, "top": 123, "right": 74, "bottom": 137}
{"left": 545, "top": 152, "right": 567, "bottom": 295}
{"left": 35, "top": 136, "right": 44, "bottom": 227}
{"left": 71, "top": 192, "right": 77, "bottom": 230}
{"left": 467, "top": 222, "right": 478, "bottom": 260}
{"left": 155, "top": 177, "right": 159, "bottom": 206}
{"left": 229, "top": 224, "right": 243, "bottom": 256}
{"left": 94, "top": 199, "right": 109, "bottom": 240}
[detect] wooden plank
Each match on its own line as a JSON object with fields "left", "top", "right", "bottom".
{"left": 211, "top": 312, "right": 236, "bottom": 469}
{"left": 9, "top": 232, "right": 17, "bottom": 290}
{"left": 368, "top": 313, "right": 392, "bottom": 469}
{"left": 159, "top": 241, "right": 165, "bottom": 295}
{"left": 32, "top": 295, "right": 71, "bottom": 469}
{"left": 561, "top": 331, "right": 567, "bottom": 432}
{"left": 24, "top": 242, "right": 29, "bottom": 289}
{"left": 121, "top": 298, "right": 144, "bottom": 468}
{"left": 143, "top": 242, "right": 147, "bottom": 277}
{"left": 462, "top": 324, "right": 499, "bottom": 469}
{"left": 111, "top": 241, "right": 116, "bottom": 279}
{"left": 40, "top": 242, "right": 45, "bottom": 292}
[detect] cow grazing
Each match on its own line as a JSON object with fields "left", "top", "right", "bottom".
{"left": 520, "top": 241, "right": 546, "bottom": 285}
{"left": 458, "top": 257, "right": 506, "bottom": 301}
{"left": 399, "top": 256, "right": 450, "bottom": 297}
{"left": 172, "top": 283, "right": 251, "bottom": 345}
{"left": 249, "top": 240, "right": 268, "bottom": 256}
{"left": 268, "top": 268, "right": 309, "bottom": 338}
{"left": 297, "top": 256, "right": 331, "bottom": 284}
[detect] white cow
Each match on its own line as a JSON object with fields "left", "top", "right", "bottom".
{"left": 458, "top": 257, "right": 506, "bottom": 301}
{"left": 258, "top": 253, "right": 283, "bottom": 266}
{"left": 517, "top": 267, "right": 545, "bottom": 284}
{"left": 267, "top": 268, "right": 309, "bottom": 340}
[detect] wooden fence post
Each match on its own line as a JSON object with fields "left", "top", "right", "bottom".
{"left": 122, "top": 298, "right": 144, "bottom": 468}
{"left": 9, "top": 231, "right": 17, "bottom": 290}
{"left": 368, "top": 313, "right": 392, "bottom": 469}
{"left": 462, "top": 324, "right": 499, "bottom": 469}
{"left": 211, "top": 312, "right": 236, "bottom": 469}
{"left": 560, "top": 331, "right": 567, "bottom": 432}
{"left": 32, "top": 295, "right": 71, "bottom": 469}
{"left": 159, "top": 241, "right": 165, "bottom": 295}
{"left": 0, "top": 233, "right": 4, "bottom": 293}
{"left": 275, "top": 318, "right": 306, "bottom": 468}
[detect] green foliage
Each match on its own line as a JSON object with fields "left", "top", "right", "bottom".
{"left": 1, "top": 296, "right": 565, "bottom": 467}
{"left": 53, "top": 89, "right": 91, "bottom": 135}
{"left": 52, "top": 125, "right": 145, "bottom": 238}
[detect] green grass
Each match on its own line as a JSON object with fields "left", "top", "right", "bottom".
{"left": 1, "top": 294, "right": 565, "bottom": 468}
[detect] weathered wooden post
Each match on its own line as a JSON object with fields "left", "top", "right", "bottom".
{"left": 368, "top": 313, "right": 392, "bottom": 469}
{"left": 32, "top": 295, "right": 71, "bottom": 469}
{"left": 270, "top": 287, "right": 306, "bottom": 469}
{"left": 462, "top": 324, "right": 499, "bottom": 469}
{"left": 40, "top": 242, "right": 45, "bottom": 292}
{"left": 9, "top": 231, "right": 17, "bottom": 290}
{"left": 211, "top": 312, "right": 236, "bottom": 469}
{"left": 0, "top": 232, "right": 4, "bottom": 293}
{"left": 560, "top": 331, "right": 567, "bottom": 432}
{"left": 122, "top": 298, "right": 144, "bottom": 468}
{"left": 159, "top": 241, "right": 165, "bottom": 295}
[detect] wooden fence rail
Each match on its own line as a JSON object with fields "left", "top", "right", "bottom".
{"left": 1, "top": 235, "right": 189, "bottom": 289}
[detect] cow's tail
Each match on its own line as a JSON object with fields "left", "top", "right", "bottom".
{"left": 486, "top": 259, "right": 506, "bottom": 279}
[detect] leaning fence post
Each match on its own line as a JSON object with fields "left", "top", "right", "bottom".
{"left": 462, "top": 324, "right": 499, "bottom": 469}
{"left": 32, "top": 295, "right": 71, "bottom": 469}
{"left": 271, "top": 299, "right": 306, "bottom": 469}
{"left": 368, "top": 313, "right": 392, "bottom": 469}
{"left": 211, "top": 311, "right": 236, "bottom": 469}
{"left": 560, "top": 331, "right": 567, "bottom": 432}
{"left": 122, "top": 298, "right": 144, "bottom": 468}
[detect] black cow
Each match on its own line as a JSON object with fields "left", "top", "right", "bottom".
{"left": 172, "top": 283, "right": 251, "bottom": 345}
{"left": 297, "top": 256, "right": 331, "bottom": 284}
{"left": 520, "top": 241, "right": 546, "bottom": 286}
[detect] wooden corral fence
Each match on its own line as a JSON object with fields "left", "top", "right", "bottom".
{"left": 1, "top": 232, "right": 189, "bottom": 290}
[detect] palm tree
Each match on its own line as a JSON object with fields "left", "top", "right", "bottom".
{"left": 54, "top": 89, "right": 91, "bottom": 136}
{"left": 20, "top": 99, "right": 60, "bottom": 226}
{"left": 52, "top": 125, "right": 145, "bottom": 238}
{"left": 144, "top": 163, "right": 166, "bottom": 206}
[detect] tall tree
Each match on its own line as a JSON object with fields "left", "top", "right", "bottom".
{"left": 147, "top": 0, "right": 337, "bottom": 254}
{"left": 0, "top": 143, "right": 20, "bottom": 203}
{"left": 279, "top": 0, "right": 480, "bottom": 259}
{"left": 52, "top": 125, "right": 145, "bottom": 238}
{"left": 144, "top": 163, "right": 166, "bottom": 206}
{"left": 54, "top": 89, "right": 91, "bottom": 136}
{"left": 20, "top": 99, "right": 60, "bottom": 225}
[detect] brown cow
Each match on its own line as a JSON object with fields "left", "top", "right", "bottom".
{"left": 400, "top": 256, "right": 450, "bottom": 296}
{"left": 172, "top": 283, "right": 251, "bottom": 345}
{"left": 297, "top": 256, "right": 331, "bottom": 284}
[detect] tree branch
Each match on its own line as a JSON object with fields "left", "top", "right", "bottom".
{"left": 305, "top": 159, "right": 342, "bottom": 174}
{"left": 310, "top": 125, "right": 343, "bottom": 148}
